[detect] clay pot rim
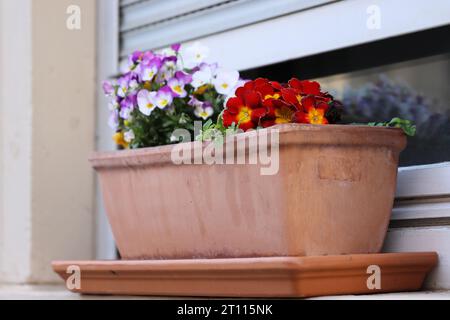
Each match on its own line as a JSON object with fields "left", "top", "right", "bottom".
{"left": 89, "top": 123, "right": 406, "bottom": 168}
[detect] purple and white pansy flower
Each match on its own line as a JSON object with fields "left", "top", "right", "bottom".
{"left": 167, "top": 78, "right": 187, "bottom": 98}
{"left": 180, "top": 42, "right": 210, "bottom": 69}
{"left": 124, "top": 130, "right": 135, "bottom": 143}
{"left": 120, "top": 107, "right": 133, "bottom": 120}
{"left": 171, "top": 43, "right": 181, "bottom": 53}
{"left": 155, "top": 86, "right": 173, "bottom": 109}
{"left": 194, "top": 101, "right": 214, "bottom": 120}
{"left": 137, "top": 89, "right": 158, "bottom": 116}
{"left": 108, "top": 109, "right": 119, "bottom": 130}
{"left": 128, "top": 50, "right": 143, "bottom": 70}
{"left": 140, "top": 56, "right": 163, "bottom": 82}
{"left": 167, "top": 71, "right": 192, "bottom": 97}
{"left": 102, "top": 81, "right": 115, "bottom": 96}
{"left": 212, "top": 69, "right": 240, "bottom": 96}
{"left": 117, "top": 74, "right": 130, "bottom": 98}
{"left": 191, "top": 68, "right": 212, "bottom": 89}
{"left": 103, "top": 42, "right": 242, "bottom": 149}
{"left": 116, "top": 73, "right": 140, "bottom": 97}
{"left": 189, "top": 97, "right": 214, "bottom": 120}
{"left": 119, "top": 94, "right": 136, "bottom": 119}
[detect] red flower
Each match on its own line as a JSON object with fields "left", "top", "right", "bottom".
{"left": 270, "top": 81, "right": 284, "bottom": 91}
{"left": 288, "top": 78, "right": 321, "bottom": 96}
{"left": 280, "top": 78, "right": 327, "bottom": 110}
{"left": 222, "top": 77, "right": 343, "bottom": 130}
{"left": 243, "top": 78, "right": 282, "bottom": 101}
{"left": 280, "top": 87, "right": 303, "bottom": 110}
{"left": 261, "top": 99, "right": 296, "bottom": 127}
{"left": 294, "top": 96, "right": 329, "bottom": 125}
{"left": 223, "top": 84, "right": 267, "bottom": 130}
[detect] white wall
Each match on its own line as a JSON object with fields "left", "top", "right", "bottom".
{"left": 0, "top": 0, "right": 4, "bottom": 281}
{"left": 0, "top": 0, "right": 97, "bottom": 284}
{"left": 0, "top": 0, "right": 33, "bottom": 283}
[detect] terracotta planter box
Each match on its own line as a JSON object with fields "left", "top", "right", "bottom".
{"left": 91, "top": 124, "right": 406, "bottom": 260}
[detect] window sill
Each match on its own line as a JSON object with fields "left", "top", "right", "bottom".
{"left": 310, "top": 291, "right": 450, "bottom": 300}
{"left": 1, "top": 285, "right": 449, "bottom": 300}
{"left": 0, "top": 285, "right": 157, "bottom": 300}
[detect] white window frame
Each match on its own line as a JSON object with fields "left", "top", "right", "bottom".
{"left": 393, "top": 163, "right": 450, "bottom": 221}
{"left": 119, "top": 0, "right": 337, "bottom": 59}
{"left": 96, "top": 0, "right": 120, "bottom": 260}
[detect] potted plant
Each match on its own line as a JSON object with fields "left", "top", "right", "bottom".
{"left": 95, "top": 43, "right": 414, "bottom": 260}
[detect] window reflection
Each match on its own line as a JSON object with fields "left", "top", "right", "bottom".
{"left": 317, "top": 54, "right": 450, "bottom": 166}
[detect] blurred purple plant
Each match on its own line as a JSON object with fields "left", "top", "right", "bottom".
{"left": 342, "top": 75, "right": 450, "bottom": 139}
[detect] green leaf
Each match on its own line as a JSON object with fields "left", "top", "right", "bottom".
{"left": 202, "top": 119, "right": 213, "bottom": 130}
{"left": 366, "top": 117, "right": 416, "bottom": 136}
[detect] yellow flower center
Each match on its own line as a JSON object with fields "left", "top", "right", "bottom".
{"left": 194, "top": 84, "right": 210, "bottom": 95}
{"left": 148, "top": 71, "right": 154, "bottom": 78}
{"left": 237, "top": 106, "right": 252, "bottom": 123}
{"left": 274, "top": 106, "right": 294, "bottom": 124}
{"left": 147, "top": 103, "right": 155, "bottom": 109}
{"left": 264, "top": 93, "right": 280, "bottom": 100}
{"left": 160, "top": 99, "right": 168, "bottom": 107}
{"left": 221, "top": 83, "right": 229, "bottom": 89}
{"left": 174, "top": 85, "right": 183, "bottom": 93}
{"left": 308, "top": 108, "right": 325, "bottom": 124}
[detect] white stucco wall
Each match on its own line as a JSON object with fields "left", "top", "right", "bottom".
{"left": 0, "top": 0, "right": 97, "bottom": 284}
{"left": 0, "top": 0, "right": 33, "bottom": 283}
{"left": 0, "top": 0, "right": 3, "bottom": 281}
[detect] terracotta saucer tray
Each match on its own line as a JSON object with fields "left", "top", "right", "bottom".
{"left": 53, "top": 252, "right": 437, "bottom": 298}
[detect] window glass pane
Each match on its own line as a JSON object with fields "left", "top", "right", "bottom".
{"left": 316, "top": 53, "right": 450, "bottom": 166}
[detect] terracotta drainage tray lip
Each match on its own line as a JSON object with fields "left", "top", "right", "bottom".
{"left": 52, "top": 252, "right": 437, "bottom": 298}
